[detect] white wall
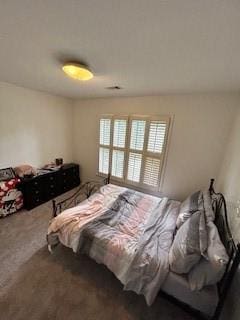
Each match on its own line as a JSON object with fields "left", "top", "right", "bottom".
{"left": 72, "top": 94, "right": 239, "bottom": 200}
{"left": 217, "top": 107, "right": 240, "bottom": 320}
{"left": 218, "top": 108, "right": 240, "bottom": 242}
{"left": 0, "top": 82, "right": 73, "bottom": 168}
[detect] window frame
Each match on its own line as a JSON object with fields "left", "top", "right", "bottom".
{"left": 98, "top": 114, "right": 171, "bottom": 192}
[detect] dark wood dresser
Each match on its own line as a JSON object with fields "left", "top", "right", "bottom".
{"left": 20, "top": 163, "right": 80, "bottom": 210}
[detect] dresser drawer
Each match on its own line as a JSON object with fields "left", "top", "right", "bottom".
{"left": 23, "top": 193, "right": 44, "bottom": 209}
{"left": 28, "top": 180, "right": 42, "bottom": 191}
{"left": 20, "top": 163, "right": 80, "bottom": 210}
{"left": 44, "top": 183, "right": 60, "bottom": 200}
{"left": 45, "top": 172, "right": 58, "bottom": 183}
{"left": 24, "top": 181, "right": 44, "bottom": 197}
{"left": 31, "top": 195, "right": 42, "bottom": 205}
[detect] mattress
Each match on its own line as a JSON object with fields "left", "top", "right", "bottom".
{"left": 161, "top": 271, "right": 219, "bottom": 316}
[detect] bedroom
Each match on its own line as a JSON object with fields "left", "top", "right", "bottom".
{"left": 0, "top": 1, "right": 240, "bottom": 320}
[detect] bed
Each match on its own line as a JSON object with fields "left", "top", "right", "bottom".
{"left": 47, "top": 178, "right": 240, "bottom": 320}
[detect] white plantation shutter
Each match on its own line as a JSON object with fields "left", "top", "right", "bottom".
{"left": 147, "top": 121, "right": 166, "bottom": 153}
{"left": 143, "top": 157, "right": 161, "bottom": 187}
{"left": 130, "top": 120, "right": 146, "bottom": 150}
{"left": 98, "top": 116, "right": 112, "bottom": 175}
{"left": 98, "top": 115, "right": 170, "bottom": 191}
{"left": 127, "top": 119, "right": 146, "bottom": 184}
{"left": 127, "top": 153, "right": 142, "bottom": 182}
{"left": 111, "top": 117, "right": 127, "bottom": 180}
{"left": 141, "top": 119, "right": 168, "bottom": 188}
{"left": 111, "top": 150, "right": 125, "bottom": 178}
{"left": 99, "top": 147, "right": 110, "bottom": 174}
{"left": 113, "top": 119, "right": 127, "bottom": 148}
{"left": 100, "top": 118, "right": 111, "bottom": 145}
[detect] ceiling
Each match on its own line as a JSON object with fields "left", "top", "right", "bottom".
{"left": 0, "top": 0, "right": 240, "bottom": 99}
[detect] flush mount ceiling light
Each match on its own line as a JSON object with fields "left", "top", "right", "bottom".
{"left": 62, "top": 63, "right": 93, "bottom": 81}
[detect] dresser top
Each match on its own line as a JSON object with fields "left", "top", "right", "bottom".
{"left": 21, "top": 163, "right": 79, "bottom": 181}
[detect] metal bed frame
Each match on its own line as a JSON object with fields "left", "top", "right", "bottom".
{"left": 50, "top": 177, "right": 240, "bottom": 320}
{"left": 52, "top": 174, "right": 110, "bottom": 217}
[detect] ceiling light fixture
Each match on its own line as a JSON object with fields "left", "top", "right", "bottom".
{"left": 62, "top": 63, "right": 93, "bottom": 81}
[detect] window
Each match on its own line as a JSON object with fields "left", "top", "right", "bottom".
{"left": 98, "top": 115, "right": 170, "bottom": 191}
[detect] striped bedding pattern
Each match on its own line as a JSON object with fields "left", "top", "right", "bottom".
{"left": 48, "top": 184, "right": 180, "bottom": 305}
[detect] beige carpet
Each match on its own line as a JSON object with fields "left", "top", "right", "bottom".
{"left": 0, "top": 192, "right": 194, "bottom": 320}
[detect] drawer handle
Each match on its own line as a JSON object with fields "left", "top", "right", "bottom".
{"left": 50, "top": 185, "right": 54, "bottom": 188}
{"left": 35, "top": 190, "right": 39, "bottom": 194}
{"left": 50, "top": 177, "right": 54, "bottom": 180}
{"left": 34, "top": 181, "right": 38, "bottom": 185}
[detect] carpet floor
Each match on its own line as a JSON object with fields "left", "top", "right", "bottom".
{"left": 0, "top": 192, "right": 194, "bottom": 320}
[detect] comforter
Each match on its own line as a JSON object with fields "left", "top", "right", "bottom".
{"left": 47, "top": 184, "right": 180, "bottom": 305}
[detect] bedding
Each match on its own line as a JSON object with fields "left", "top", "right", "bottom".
{"left": 206, "top": 221, "right": 229, "bottom": 265}
{"left": 176, "top": 190, "right": 215, "bottom": 229}
{"left": 170, "top": 190, "right": 228, "bottom": 289}
{"left": 48, "top": 184, "right": 180, "bottom": 305}
{"left": 188, "top": 220, "right": 229, "bottom": 291}
{"left": 169, "top": 210, "right": 207, "bottom": 274}
{"left": 47, "top": 183, "right": 228, "bottom": 310}
{"left": 176, "top": 190, "right": 202, "bottom": 228}
{"left": 188, "top": 257, "right": 226, "bottom": 291}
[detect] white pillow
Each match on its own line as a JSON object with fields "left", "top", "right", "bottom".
{"left": 188, "top": 221, "right": 229, "bottom": 290}
{"left": 205, "top": 221, "right": 229, "bottom": 264}
{"left": 188, "top": 258, "right": 226, "bottom": 291}
{"left": 169, "top": 211, "right": 207, "bottom": 274}
{"left": 176, "top": 191, "right": 203, "bottom": 229}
